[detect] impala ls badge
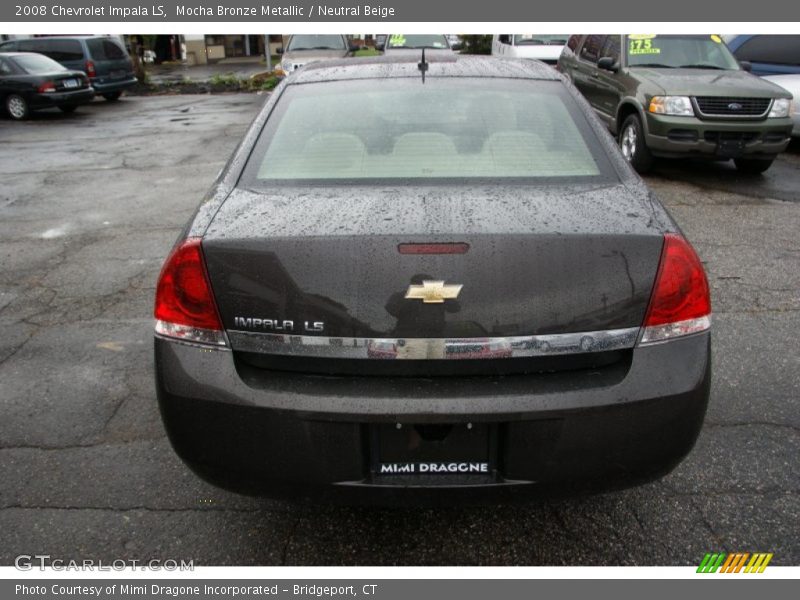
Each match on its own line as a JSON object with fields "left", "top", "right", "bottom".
{"left": 405, "top": 280, "right": 463, "bottom": 304}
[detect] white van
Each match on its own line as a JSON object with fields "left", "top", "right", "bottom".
{"left": 491, "top": 34, "right": 569, "bottom": 65}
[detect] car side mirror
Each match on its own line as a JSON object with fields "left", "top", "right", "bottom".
{"left": 451, "top": 42, "right": 463, "bottom": 51}
{"left": 276, "top": 47, "right": 283, "bottom": 55}
{"left": 597, "top": 57, "right": 619, "bottom": 72}
{"left": 376, "top": 35, "right": 387, "bottom": 50}
{"left": 739, "top": 60, "right": 752, "bottom": 72}
{"left": 349, "top": 44, "right": 360, "bottom": 53}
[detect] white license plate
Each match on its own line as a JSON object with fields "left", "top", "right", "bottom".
{"left": 62, "top": 79, "right": 80, "bottom": 89}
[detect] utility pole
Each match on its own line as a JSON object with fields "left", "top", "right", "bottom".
{"left": 264, "top": 35, "right": 271, "bottom": 70}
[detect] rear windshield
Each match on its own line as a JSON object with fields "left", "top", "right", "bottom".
{"left": 240, "top": 78, "right": 615, "bottom": 185}
{"left": 626, "top": 34, "right": 740, "bottom": 69}
{"left": 87, "top": 38, "right": 126, "bottom": 60}
{"left": 286, "top": 35, "right": 346, "bottom": 51}
{"left": 12, "top": 54, "right": 67, "bottom": 74}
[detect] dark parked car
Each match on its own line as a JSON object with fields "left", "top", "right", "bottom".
{"left": 154, "top": 56, "right": 712, "bottom": 503}
{"left": 0, "top": 36, "right": 136, "bottom": 100}
{"left": 0, "top": 53, "right": 93, "bottom": 120}
{"left": 558, "top": 34, "right": 794, "bottom": 174}
{"left": 726, "top": 35, "right": 800, "bottom": 76}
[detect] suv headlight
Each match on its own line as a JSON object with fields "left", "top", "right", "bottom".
{"left": 768, "top": 98, "right": 792, "bottom": 118}
{"left": 648, "top": 96, "right": 694, "bottom": 117}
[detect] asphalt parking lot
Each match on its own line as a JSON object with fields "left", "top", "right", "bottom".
{"left": 0, "top": 94, "right": 798, "bottom": 566}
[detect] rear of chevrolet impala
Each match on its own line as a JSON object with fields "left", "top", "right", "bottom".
{"left": 153, "top": 58, "right": 711, "bottom": 502}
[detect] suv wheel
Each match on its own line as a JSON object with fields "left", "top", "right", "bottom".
{"left": 619, "top": 114, "right": 654, "bottom": 174}
{"left": 103, "top": 92, "right": 122, "bottom": 101}
{"left": 6, "top": 94, "right": 29, "bottom": 120}
{"left": 734, "top": 157, "right": 774, "bottom": 174}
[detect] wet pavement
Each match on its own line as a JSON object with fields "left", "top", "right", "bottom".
{"left": 0, "top": 95, "right": 798, "bottom": 565}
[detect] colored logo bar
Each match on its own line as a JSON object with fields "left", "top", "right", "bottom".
{"left": 697, "top": 552, "right": 773, "bottom": 573}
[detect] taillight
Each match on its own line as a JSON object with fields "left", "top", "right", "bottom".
{"left": 37, "top": 81, "right": 56, "bottom": 93}
{"left": 85, "top": 60, "right": 96, "bottom": 78}
{"left": 154, "top": 238, "right": 227, "bottom": 346}
{"left": 640, "top": 233, "right": 711, "bottom": 344}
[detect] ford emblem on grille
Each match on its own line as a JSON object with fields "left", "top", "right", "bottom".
{"left": 728, "top": 102, "right": 743, "bottom": 111}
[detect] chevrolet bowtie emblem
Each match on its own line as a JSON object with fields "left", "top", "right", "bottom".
{"left": 405, "top": 280, "right": 463, "bottom": 304}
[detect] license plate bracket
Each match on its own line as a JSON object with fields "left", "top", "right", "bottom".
{"left": 369, "top": 423, "right": 497, "bottom": 481}
{"left": 716, "top": 138, "right": 747, "bottom": 158}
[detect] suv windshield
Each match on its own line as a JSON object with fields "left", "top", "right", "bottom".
{"left": 387, "top": 35, "right": 449, "bottom": 49}
{"left": 626, "top": 34, "right": 740, "bottom": 69}
{"left": 286, "top": 35, "right": 346, "bottom": 51}
{"left": 514, "top": 35, "right": 568, "bottom": 46}
{"left": 241, "top": 79, "right": 612, "bottom": 184}
{"left": 12, "top": 54, "right": 67, "bottom": 74}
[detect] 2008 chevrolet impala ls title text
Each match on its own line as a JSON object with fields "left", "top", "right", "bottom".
{"left": 153, "top": 55, "right": 711, "bottom": 504}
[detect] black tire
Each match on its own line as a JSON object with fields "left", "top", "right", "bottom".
{"left": 734, "top": 157, "right": 774, "bottom": 174}
{"left": 5, "top": 93, "right": 30, "bottom": 120}
{"left": 103, "top": 92, "right": 122, "bottom": 101}
{"left": 59, "top": 105, "right": 77, "bottom": 114}
{"left": 618, "top": 113, "right": 654, "bottom": 174}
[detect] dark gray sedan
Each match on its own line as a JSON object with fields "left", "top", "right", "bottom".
{"left": 154, "top": 56, "right": 712, "bottom": 503}
{"left": 0, "top": 53, "right": 94, "bottom": 119}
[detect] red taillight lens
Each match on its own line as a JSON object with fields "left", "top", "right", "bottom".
{"left": 641, "top": 233, "right": 711, "bottom": 343}
{"left": 154, "top": 238, "right": 225, "bottom": 344}
{"left": 85, "top": 60, "right": 96, "bottom": 78}
{"left": 37, "top": 81, "right": 56, "bottom": 93}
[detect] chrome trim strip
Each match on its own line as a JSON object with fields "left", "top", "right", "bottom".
{"left": 226, "top": 327, "right": 640, "bottom": 360}
{"left": 691, "top": 97, "right": 772, "bottom": 120}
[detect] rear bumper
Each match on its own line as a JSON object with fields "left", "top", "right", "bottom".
{"left": 89, "top": 76, "right": 137, "bottom": 93}
{"left": 30, "top": 88, "right": 95, "bottom": 108}
{"left": 643, "top": 113, "right": 792, "bottom": 158}
{"left": 155, "top": 332, "right": 711, "bottom": 504}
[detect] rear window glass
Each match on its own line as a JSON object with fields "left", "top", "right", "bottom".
{"left": 87, "top": 38, "right": 126, "bottom": 60}
{"left": 241, "top": 79, "right": 613, "bottom": 185}
{"left": 12, "top": 54, "right": 67, "bottom": 74}
{"left": 21, "top": 39, "right": 83, "bottom": 62}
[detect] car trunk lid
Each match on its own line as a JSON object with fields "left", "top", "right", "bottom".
{"left": 201, "top": 184, "right": 667, "bottom": 347}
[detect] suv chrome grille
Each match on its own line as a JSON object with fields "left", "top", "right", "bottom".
{"left": 693, "top": 97, "right": 772, "bottom": 118}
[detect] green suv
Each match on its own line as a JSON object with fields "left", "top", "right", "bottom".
{"left": 557, "top": 34, "right": 794, "bottom": 173}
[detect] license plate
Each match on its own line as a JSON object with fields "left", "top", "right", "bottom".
{"left": 371, "top": 423, "right": 496, "bottom": 480}
{"left": 62, "top": 79, "right": 79, "bottom": 89}
{"left": 716, "top": 139, "right": 746, "bottom": 158}
{"left": 110, "top": 70, "right": 125, "bottom": 79}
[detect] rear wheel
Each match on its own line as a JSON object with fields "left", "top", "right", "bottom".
{"left": 103, "top": 92, "right": 122, "bottom": 101}
{"left": 734, "top": 157, "right": 774, "bottom": 174}
{"left": 619, "top": 114, "right": 654, "bottom": 174}
{"left": 59, "top": 105, "right": 77, "bottom": 114}
{"left": 6, "top": 94, "right": 29, "bottom": 120}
